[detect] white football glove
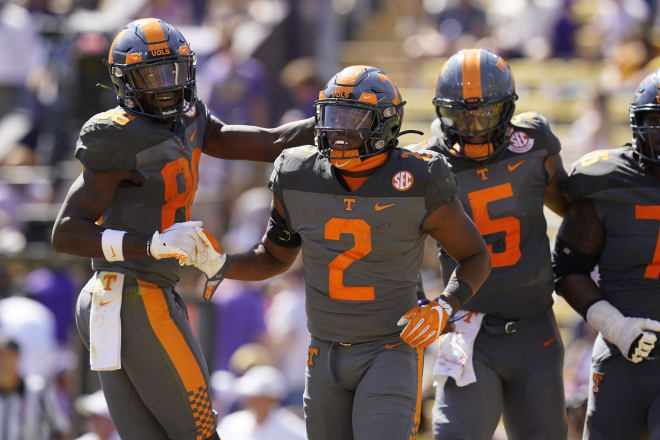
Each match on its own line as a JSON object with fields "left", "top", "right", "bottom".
{"left": 587, "top": 300, "right": 660, "bottom": 363}
{"left": 193, "top": 227, "right": 227, "bottom": 278}
{"left": 149, "top": 221, "right": 203, "bottom": 266}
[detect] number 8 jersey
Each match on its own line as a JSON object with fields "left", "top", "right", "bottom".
{"left": 409, "top": 112, "right": 561, "bottom": 319}
{"left": 74, "top": 101, "right": 210, "bottom": 289}
{"left": 269, "top": 146, "right": 458, "bottom": 343}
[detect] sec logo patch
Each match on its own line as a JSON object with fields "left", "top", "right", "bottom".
{"left": 507, "top": 131, "right": 534, "bottom": 153}
{"left": 392, "top": 170, "right": 413, "bottom": 191}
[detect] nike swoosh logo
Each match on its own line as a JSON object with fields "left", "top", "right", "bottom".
{"left": 542, "top": 336, "right": 555, "bottom": 347}
{"left": 188, "top": 129, "right": 197, "bottom": 143}
{"left": 99, "top": 301, "right": 112, "bottom": 306}
{"left": 375, "top": 203, "right": 395, "bottom": 211}
{"left": 385, "top": 341, "right": 405, "bottom": 349}
{"left": 110, "top": 246, "right": 116, "bottom": 257}
{"left": 507, "top": 159, "right": 525, "bottom": 171}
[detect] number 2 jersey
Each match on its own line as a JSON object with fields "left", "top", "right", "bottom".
{"left": 564, "top": 146, "right": 660, "bottom": 321}
{"left": 269, "top": 146, "right": 459, "bottom": 343}
{"left": 408, "top": 112, "right": 561, "bottom": 319}
{"left": 74, "top": 101, "right": 211, "bottom": 289}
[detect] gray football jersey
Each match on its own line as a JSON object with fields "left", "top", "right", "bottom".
{"left": 408, "top": 112, "right": 561, "bottom": 319}
{"left": 270, "top": 146, "right": 458, "bottom": 343}
{"left": 74, "top": 102, "right": 211, "bottom": 288}
{"left": 565, "top": 146, "right": 660, "bottom": 321}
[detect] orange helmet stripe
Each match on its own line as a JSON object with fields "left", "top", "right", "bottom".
{"left": 337, "top": 65, "right": 370, "bottom": 85}
{"left": 107, "top": 29, "right": 126, "bottom": 64}
{"left": 377, "top": 73, "right": 401, "bottom": 105}
{"left": 136, "top": 18, "right": 169, "bottom": 51}
{"left": 462, "top": 49, "right": 482, "bottom": 100}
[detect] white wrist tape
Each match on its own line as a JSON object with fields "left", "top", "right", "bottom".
{"left": 101, "top": 229, "right": 126, "bottom": 262}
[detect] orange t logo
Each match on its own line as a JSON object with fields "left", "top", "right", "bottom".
{"left": 307, "top": 347, "right": 319, "bottom": 366}
{"left": 344, "top": 198, "right": 356, "bottom": 211}
{"left": 592, "top": 373, "right": 604, "bottom": 392}
{"left": 464, "top": 311, "right": 479, "bottom": 324}
{"left": 476, "top": 168, "right": 488, "bottom": 181}
{"left": 103, "top": 274, "right": 117, "bottom": 291}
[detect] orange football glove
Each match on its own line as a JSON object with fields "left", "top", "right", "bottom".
{"left": 398, "top": 298, "right": 452, "bottom": 349}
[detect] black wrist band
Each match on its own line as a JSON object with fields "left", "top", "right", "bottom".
{"left": 442, "top": 278, "right": 473, "bottom": 307}
{"left": 146, "top": 238, "right": 152, "bottom": 256}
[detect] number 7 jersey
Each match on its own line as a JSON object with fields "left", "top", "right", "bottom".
{"left": 565, "top": 146, "right": 660, "bottom": 320}
{"left": 269, "top": 146, "right": 458, "bottom": 344}
{"left": 74, "top": 102, "right": 210, "bottom": 288}
{"left": 408, "top": 112, "right": 561, "bottom": 319}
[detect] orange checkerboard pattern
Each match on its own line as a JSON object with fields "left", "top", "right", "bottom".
{"left": 188, "top": 386, "right": 216, "bottom": 439}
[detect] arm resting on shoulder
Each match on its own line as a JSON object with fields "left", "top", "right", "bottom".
{"left": 202, "top": 115, "right": 315, "bottom": 162}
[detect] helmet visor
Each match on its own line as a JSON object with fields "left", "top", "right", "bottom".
{"left": 438, "top": 102, "right": 506, "bottom": 134}
{"left": 318, "top": 104, "right": 375, "bottom": 131}
{"left": 125, "top": 61, "right": 192, "bottom": 90}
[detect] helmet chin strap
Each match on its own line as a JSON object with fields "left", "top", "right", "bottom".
{"left": 451, "top": 142, "right": 494, "bottom": 161}
{"left": 329, "top": 149, "right": 388, "bottom": 174}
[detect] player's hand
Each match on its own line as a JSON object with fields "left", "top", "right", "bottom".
{"left": 149, "top": 221, "right": 202, "bottom": 266}
{"left": 397, "top": 298, "right": 452, "bottom": 349}
{"left": 587, "top": 300, "right": 660, "bottom": 363}
{"left": 192, "top": 227, "right": 227, "bottom": 278}
{"left": 612, "top": 318, "right": 660, "bottom": 363}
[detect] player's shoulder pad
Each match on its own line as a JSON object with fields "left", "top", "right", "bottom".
{"left": 394, "top": 144, "right": 451, "bottom": 173}
{"left": 402, "top": 137, "right": 438, "bottom": 154}
{"left": 394, "top": 148, "right": 458, "bottom": 210}
{"left": 75, "top": 107, "right": 148, "bottom": 171}
{"left": 508, "top": 111, "right": 560, "bottom": 155}
{"left": 565, "top": 147, "right": 630, "bottom": 200}
{"left": 273, "top": 145, "right": 318, "bottom": 175}
{"left": 394, "top": 147, "right": 455, "bottom": 184}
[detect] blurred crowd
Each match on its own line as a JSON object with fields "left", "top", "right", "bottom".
{"left": 1, "top": 0, "right": 660, "bottom": 438}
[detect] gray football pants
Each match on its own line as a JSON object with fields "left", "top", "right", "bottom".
{"left": 304, "top": 334, "right": 423, "bottom": 440}
{"left": 433, "top": 310, "right": 567, "bottom": 440}
{"left": 76, "top": 273, "right": 217, "bottom": 440}
{"left": 583, "top": 335, "right": 660, "bottom": 440}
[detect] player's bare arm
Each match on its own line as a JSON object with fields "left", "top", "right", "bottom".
{"left": 224, "top": 196, "right": 300, "bottom": 280}
{"left": 52, "top": 169, "right": 148, "bottom": 258}
{"left": 398, "top": 198, "right": 491, "bottom": 349}
{"left": 53, "top": 169, "right": 201, "bottom": 265}
{"left": 554, "top": 198, "right": 660, "bottom": 363}
{"left": 553, "top": 198, "right": 603, "bottom": 312}
{"left": 424, "top": 198, "right": 492, "bottom": 310}
{"left": 542, "top": 153, "right": 569, "bottom": 217}
{"left": 202, "top": 114, "right": 315, "bottom": 162}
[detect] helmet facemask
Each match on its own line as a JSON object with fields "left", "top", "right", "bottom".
{"left": 630, "top": 105, "right": 660, "bottom": 169}
{"left": 434, "top": 95, "right": 516, "bottom": 161}
{"left": 314, "top": 99, "right": 402, "bottom": 161}
{"left": 110, "top": 54, "right": 197, "bottom": 121}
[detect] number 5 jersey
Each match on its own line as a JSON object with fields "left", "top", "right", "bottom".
{"left": 409, "top": 112, "right": 561, "bottom": 319}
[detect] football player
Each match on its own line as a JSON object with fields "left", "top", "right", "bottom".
{"left": 553, "top": 70, "right": 660, "bottom": 439}
{"left": 407, "top": 49, "right": 569, "bottom": 439}
{"left": 193, "top": 65, "right": 492, "bottom": 440}
{"left": 51, "top": 18, "right": 313, "bottom": 440}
